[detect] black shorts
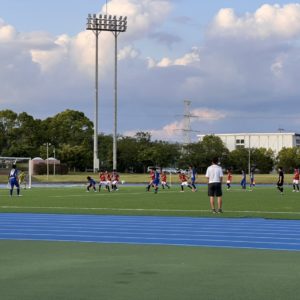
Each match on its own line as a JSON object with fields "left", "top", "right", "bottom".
{"left": 208, "top": 182, "right": 222, "bottom": 197}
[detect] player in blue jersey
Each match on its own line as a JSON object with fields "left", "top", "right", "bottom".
{"left": 152, "top": 168, "right": 160, "bottom": 194}
{"left": 189, "top": 165, "right": 197, "bottom": 192}
{"left": 8, "top": 164, "right": 21, "bottom": 197}
{"left": 86, "top": 176, "right": 97, "bottom": 192}
{"left": 241, "top": 170, "right": 246, "bottom": 190}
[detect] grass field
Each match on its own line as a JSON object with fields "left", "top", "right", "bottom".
{"left": 1, "top": 240, "right": 300, "bottom": 300}
{"left": 1, "top": 185, "right": 300, "bottom": 300}
{"left": 1, "top": 185, "right": 300, "bottom": 219}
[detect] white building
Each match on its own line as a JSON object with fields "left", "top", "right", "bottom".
{"left": 197, "top": 132, "right": 300, "bottom": 153}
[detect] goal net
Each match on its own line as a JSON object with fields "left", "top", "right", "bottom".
{"left": 0, "top": 157, "right": 32, "bottom": 188}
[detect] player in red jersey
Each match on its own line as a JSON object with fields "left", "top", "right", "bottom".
{"left": 178, "top": 172, "right": 193, "bottom": 192}
{"left": 146, "top": 169, "right": 155, "bottom": 191}
{"left": 161, "top": 171, "right": 170, "bottom": 189}
{"left": 99, "top": 170, "right": 108, "bottom": 192}
{"left": 105, "top": 171, "right": 111, "bottom": 192}
{"left": 226, "top": 169, "right": 233, "bottom": 190}
{"left": 293, "top": 168, "right": 300, "bottom": 192}
{"left": 111, "top": 170, "right": 120, "bottom": 191}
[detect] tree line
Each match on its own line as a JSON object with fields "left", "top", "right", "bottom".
{"left": 0, "top": 109, "right": 299, "bottom": 173}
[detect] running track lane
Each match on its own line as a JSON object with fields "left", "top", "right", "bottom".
{"left": 0, "top": 213, "right": 300, "bottom": 251}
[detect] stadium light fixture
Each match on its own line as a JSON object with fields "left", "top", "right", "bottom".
{"left": 86, "top": 13, "right": 127, "bottom": 171}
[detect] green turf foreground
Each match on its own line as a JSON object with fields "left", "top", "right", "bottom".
{"left": 1, "top": 186, "right": 300, "bottom": 219}
{"left": 0, "top": 240, "right": 300, "bottom": 300}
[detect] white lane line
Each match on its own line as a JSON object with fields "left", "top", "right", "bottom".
{"left": 0, "top": 228, "right": 299, "bottom": 241}
{"left": 1, "top": 205, "right": 300, "bottom": 215}
{"left": 0, "top": 232, "right": 300, "bottom": 246}
{"left": 1, "top": 222, "right": 300, "bottom": 235}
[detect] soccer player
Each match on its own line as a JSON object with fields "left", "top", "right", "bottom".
{"left": 87, "top": 176, "right": 97, "bottom": 192}
{"left": 292, "top": 167, "right": 300, "bottom": 192}
{"left": 277, "top": 167, "right": 284, "bottom": 195}
{"left": 146, "top": 169, "right": 155, "bottom": 192}
{"left": 188, "top": 165, "right": 197, "bottom": 192}
{"left": 152, "top": 168, "right": 160, "bottom": 194}
{"left": 8, "top": 163, "right": 21, "bottom": 197}
{"left": 98, "top": 170, "right": 107, "bottom": 192}
{"left": 111, "top": 170, "right": 120, "bottom": 191}
{"left": 105, "top": 171, "right": 111, "bottom": 192}
{"left": 161, "top": 171, "right": 170, "bottom": 189}
{"left": 250, "top": 167, "right": 256, "bottom": 191}
{"left": 226, "top": 169, "right": 232, "bottom": 190}
{"left": 18, "top": 170, "right": 27, "bottom": 190}
{"left": 179, "top": 171, "right": 193, "bottom": 192}
{"left": 241, "top": 170, "right": 246, "bottom": 190}
{"left": 205, "top": 157, "right": 223, "bottom": 214}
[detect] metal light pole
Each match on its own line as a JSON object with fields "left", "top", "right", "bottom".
{"left": 86, "top": 14, "right": 100, "bottom": 173}
{"left": 44, "top": 143, "right": 50, "bottom": 180}
{"left": 86, "top": 14, "right": 127, "bottom": 171}
{"left": 53, "top": 146, "right": 56, "bottom": 176}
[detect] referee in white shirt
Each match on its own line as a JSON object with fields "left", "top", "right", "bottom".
{"left": 205, "top": 157, "right": 223, "bottom": 214}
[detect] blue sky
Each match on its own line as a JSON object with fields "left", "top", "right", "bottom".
{"left": 1, "top": 0, "right": 300, "bottom": 141}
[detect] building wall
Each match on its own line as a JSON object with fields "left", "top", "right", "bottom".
{"left": 198, "top": 133, "right": 299, "bottom": 153}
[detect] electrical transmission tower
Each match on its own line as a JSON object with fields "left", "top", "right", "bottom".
{"left": 175, "top": 100, "right": 201, "bottom": 144}
{"left": 183, "top": 100, "right": 192, "bottom": 145}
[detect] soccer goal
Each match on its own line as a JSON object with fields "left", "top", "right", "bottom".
{"left": 0, "top": 157, "right": 32, "bottom": 188}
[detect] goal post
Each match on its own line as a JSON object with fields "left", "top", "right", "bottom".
{"left": 0, "top": 157, "right": 32, "bottom": 189}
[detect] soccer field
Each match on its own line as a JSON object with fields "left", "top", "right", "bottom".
{"left": 1, "top": 185, "right": 300, "bottom": 219}
{"left": 1, "top": 185, "right": 300, "bottom": 300}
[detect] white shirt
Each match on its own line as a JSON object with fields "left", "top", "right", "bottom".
{"left": 205, "top": 164, "right": 223, "bottom": 183}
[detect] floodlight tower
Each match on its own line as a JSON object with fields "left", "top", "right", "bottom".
{"left": 87, "top": 13, "right": 127, "bottom": 171}
{"left": 86, "top": 14, "right": 101, "bottom": 172}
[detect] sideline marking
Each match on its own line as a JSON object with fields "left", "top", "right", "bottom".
{"left": 1, "top": 205, "right": 300, "bottom": 215}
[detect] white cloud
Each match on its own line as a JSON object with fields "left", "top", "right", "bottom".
{"left": 124, "top": 108, "right": 226, "bottom": 141}
{"left": 0, "top": 19, "right": 16, "bottom": 41}
{"left": 190, "top": 108, "right": 226, "bottom": 122}
{"left": 103, "top": 0, "right": 172, "bottom": 40}
{"left": 118, "top": 45, "right": 140, "bottom": 60}
{"left": 2, "top": 1, "right": 300, "bottom": 138}
{"left": 148, "top": 47, "right": 200, "bottom": 68}
{"left": 210, "top": 4, "right": 300, "bottom": 39}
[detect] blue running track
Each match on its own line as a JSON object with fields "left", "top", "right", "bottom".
{"left": 1, "top": 213, "right": 300, "bottom": 251}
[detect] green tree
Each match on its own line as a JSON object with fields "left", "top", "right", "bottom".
{"left": 118, "top": 136, "right": 140, "bottom": 172}
{"left": 277, "top": 147, "right": 300, "bottom": 173}
{"left": 43, "top": 109, "right": 93, "bottom": 147}
{"left": 228, "top": 148, "right": 249, "bottom": 172}
{"left": 98, "top": 134, "right": 113, "bottom": 170}
{"left": 251, "top": 148, "right": 275, "bottom": 173}
{"left": 58, "top": 144, "right": 92, "bottom": 171}
{"left": 42, "top": 110, "right": 94, "bottom": 170}
{"left": 180, "top": 135, "right": 229, "bottom": 172}
{"left": 0, "top": 110, "right": 18, "bottom": 155}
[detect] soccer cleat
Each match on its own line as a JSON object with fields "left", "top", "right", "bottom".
{"left": 218, "top": 209, "right": 223, "bottom": 214}
{"left": 212, "top": 209, "right": 217, "bottom": 214}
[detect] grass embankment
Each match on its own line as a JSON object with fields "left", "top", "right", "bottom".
{"left": 0, "top": 173, "right": 294, "bottom": 184}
